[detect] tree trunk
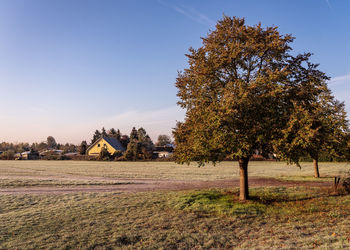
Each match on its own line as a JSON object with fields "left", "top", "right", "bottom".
{"left": 239, "top": 157, "right": 249, "bottom": 201}
{"left": 313, "top": 157, "right": 320, "bottom": 178}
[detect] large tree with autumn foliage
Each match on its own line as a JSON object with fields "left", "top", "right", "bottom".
{"left": 173, "top": 16, "right": 335, "bottom": 200}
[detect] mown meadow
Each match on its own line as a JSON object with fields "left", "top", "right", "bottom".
{"left": 0, "top": 160, "right": 349, "bottom": 181}
{"left": 0, "top": 161, "right": 349, "bottom": 249}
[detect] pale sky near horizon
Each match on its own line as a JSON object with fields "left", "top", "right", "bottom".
{"left": 0, "top": 0, "right": 349, "bottom": 144}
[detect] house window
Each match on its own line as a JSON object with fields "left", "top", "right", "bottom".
{"left": 98, "top": 144, "right": 100, "bottom": 147}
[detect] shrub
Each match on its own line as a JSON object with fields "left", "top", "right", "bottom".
{"left": 0, "top": 150, "right": 15, "bottom": 160}
{"left": 98, "top": 147, "right": 111, "bottom": 161}
{"left": 112, "top": 150, "right": 123, "bottom": 159}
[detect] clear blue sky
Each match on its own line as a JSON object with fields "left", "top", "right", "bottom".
{"left": 0, "top": 0, "right": 349, "bottom": 144}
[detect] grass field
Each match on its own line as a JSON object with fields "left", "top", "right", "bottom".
{"left": 0, "top": 160, "right": 349, "bottom": 181}
{"left": 0, "top": 160, "right": 349, "bottom": 249}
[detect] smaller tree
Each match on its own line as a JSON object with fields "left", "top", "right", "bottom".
{"left": 47, "top": 136, "right": 57, "bottom": 149}
{"left": 91, "top": 130, "right": 101, "bottom": 144}
{"left": 101, "top": 127, "right": 107, "bottom": 137}
{"left": 116, "top": 129, "right": 122, "bottom": 141}
{"left": 80, "top": 141, "right": 88, "bottom": 155}
{"left": 98, "top": 146, "right": 111, "bottom": 161}
{"left": 125, "top": 140, "right": 141, "bottom": 161}
{"left": 108, "top": 128, "right": 117, "bottom": 135}
{"left": 307, "top": 99, "right": 349, "bottom": 177}
{"left": 137, "top": 128, "right": 154, "bottom": 159}
{"left": 108, "top": 128, "right": 122, "bottom": 141}
{"left": 130, "top": 127, "right": 138, "bottom": 140}
{"left": 37, "top": 142, "right": 48, "bottom": 151}
{"left": 112, "top": 150, "right": 123, "bottom": 159}
{"left": 120, "top": 135, "right": 130, "bottom": 149}
{"left": 156, "top": 135, "right": 172, "bottom": 146}
{"left": 274, "top": 61, "right": 349, "bottom": 178}
{"left": 124, "top": 127, "right": 154, "bottom": 160}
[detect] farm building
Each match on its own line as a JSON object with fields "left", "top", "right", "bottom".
{"left": 153, "top": 145, "right": 174, "bottom": 158}
{"left": 39, "top": 149, "right": 64, "bottom": 157}
{"left": 86, "top": 136, "right": 125, "bottom": 156}
{"left": 15, "top": 151, "right": 40, "bottom": 160}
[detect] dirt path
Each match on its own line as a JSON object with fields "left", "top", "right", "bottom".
{"left": 0, "top": 177, "right": 332, "bottom": 195}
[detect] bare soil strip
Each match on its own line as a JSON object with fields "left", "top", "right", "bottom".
{"left": 0, "top": 177, "right": 331, "bottom": 195}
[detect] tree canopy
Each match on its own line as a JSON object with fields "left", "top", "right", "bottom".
{"left": 91, "top": 130, "right": 101, "bottom": 144}
{"left": 108, "top": 128, "right": 122, "bottom": 141}
{"left": 125, "top": 127, "right": 154, "bottom": 160}
{"left": 47, "top": 136, "right": 57, "bottom": 149}
{"left": 275, "top": 88, "right": 349, "bottom": 176}
{"left": 173, "top": 16, "right": 339, "bottom": 200}
{"left": 156, "top": 135, "right": 172, "bottom": 146}
{"left": 80, "top": 141, "right": 87, "bottom": 155}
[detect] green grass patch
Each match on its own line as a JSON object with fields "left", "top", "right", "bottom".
{"left": 173, "top": 189, "right": 267, "bottom": 216}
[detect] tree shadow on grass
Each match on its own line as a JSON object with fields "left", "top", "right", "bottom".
{"left": 250, "top": 186, "right": 350, "bottom": 205}
{"left": 173, "top": 187, "right": 350, "bottom": 217}
{"left": 249, "top": 186, "right": 349, "bottom": 204}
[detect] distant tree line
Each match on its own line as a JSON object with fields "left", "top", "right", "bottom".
{"left": 0, "top": 128, "right": 173, "bottom": 161}
{"left": 0, "top": 136, "right": 78, "bottom": 160}
{"left": 0, "top": 137, "right": 76, "bottom": 152}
